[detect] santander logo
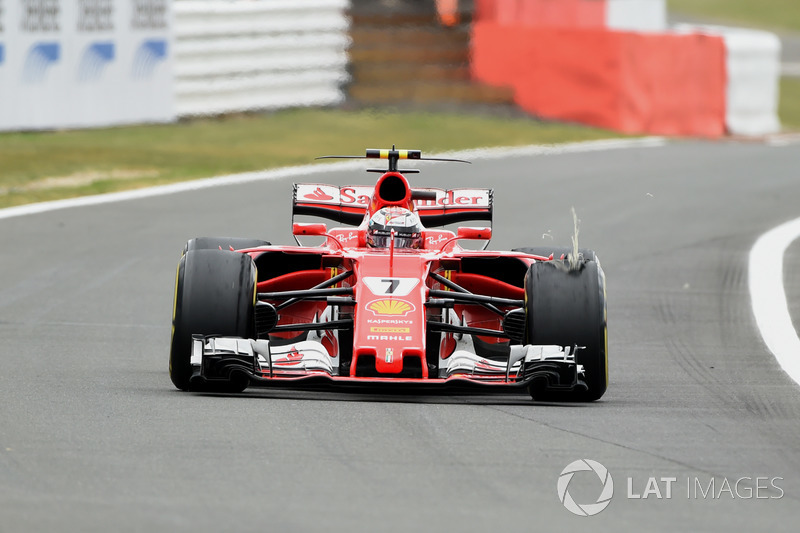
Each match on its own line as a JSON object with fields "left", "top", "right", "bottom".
{"left": 303, "top": 187, "right": 334, "bottom": 201}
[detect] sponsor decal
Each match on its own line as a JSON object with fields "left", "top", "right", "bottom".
{"left": 22, "top": 41, "right": 59, "bottom": 82}
{"left": 367, "top": 335, "right": 413, "bottom": 341}
{"left": 370, "top": 327, "right": 410, "bottom": 334}
{"left": 364, "top": 277, "right": 419, "bottom": 297}
{"left": 77, "top": 0, "right": 113, "bottom": 32}
{"left": 385, "top": 348, "right": 393, "bottom": 363}
{"left": 303, "top": 186, "right": 334, "bottom": 201}
{"left": 132, "top": 38, "right": 166, "bottom": 79}
{"left": 340, "top": 186, "right": 371, "bottom": 206}
{"left": 131, "top": 0, "right": 167, "bottom": 29}
{"left": 367, "top": 318, "right": 413, "bottom": 325}
{"left": 367, "top": 299, "right": 415, "bottom": 317}
{"left": 414, "top": 189, "right": 489, "bottom": 208}
{"left": 273, "top": 345, "right": 304, "bottom": 365}
{"left": 77, "top": 41, "right": 114, "bottom": 82}
{"left": 426, "top": 234, "right": 449, "bottom": 247}
{"left": 335, "top": 231, "right": 358, "bottom": 244}
{"left": 297, "top": 186, "right": 490, "bottom": 210}
{"left": 21, "top": 0, "right": 60, "bottom": 33}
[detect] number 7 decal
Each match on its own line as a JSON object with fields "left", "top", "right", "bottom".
{"left": 383, "top": 279, "right": 400, "bottom": 294}
{"left": 364, "top": 277, "right": 420, "bottom": 296}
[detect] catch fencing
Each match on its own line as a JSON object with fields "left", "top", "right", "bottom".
{"left": 173, "top": 0, "right": 351, "bottom": 117}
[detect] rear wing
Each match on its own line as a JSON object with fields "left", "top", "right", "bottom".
{"left": 293, "top": 184, "right": 493, "bottom": 227}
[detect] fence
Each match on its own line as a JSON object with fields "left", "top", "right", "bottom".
{"left": 173, "top": 0, "right": 351, "bottom": 116}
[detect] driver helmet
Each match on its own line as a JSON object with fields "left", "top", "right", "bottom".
{"left": 366, "top": 207, "right": 423, "bottom": 249}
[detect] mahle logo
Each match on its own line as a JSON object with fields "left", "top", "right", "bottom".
{"left": 558, "top": 459, "right": 614, "bottom": 516}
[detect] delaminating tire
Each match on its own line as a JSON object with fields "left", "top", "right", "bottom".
{"left": 513, "top": 246, "right": 597, "bottom": 263}
{"left": 170, "top": 249, "right": 257, "bottom": 392}
{"left": 524, "top": 258, "right": 607, "bottom": 401}
{"left": 183, "top": 237, "right": 271, "bottom": 255}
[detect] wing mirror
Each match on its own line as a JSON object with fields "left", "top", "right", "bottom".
{"left": 292, "top": 223, "right": 327, "bottom": 236}
{"left": 456, "top": 227, "right": 492, "bottom": 240}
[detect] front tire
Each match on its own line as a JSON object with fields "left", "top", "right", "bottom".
{"left": 524, "top": 258, "right": 607, "bottom": 401}
{"left": 170, "top": 249, "right": 256, "bottom": 392}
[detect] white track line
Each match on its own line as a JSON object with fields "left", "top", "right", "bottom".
{"left": 749, "top": 217, "right": 800, "bottom": 386}
{"left": 0, "top": 137, "right": 665, "bottom": 221}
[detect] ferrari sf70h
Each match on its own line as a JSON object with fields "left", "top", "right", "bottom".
{"left": 170, "top": 148, "right": 608, "bottom": 401}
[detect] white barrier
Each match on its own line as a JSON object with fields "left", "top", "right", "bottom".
{"left": 676, "top": 24, "right": 782, "bottom": 136}
{"left": 606, "top": 0, "right": 666, "bottom": 32}
{"left": 173, "top": 0, "right": 351, "bottom": 116}
{"left": 0, "top": 0, "right": 174, "bottom": 131}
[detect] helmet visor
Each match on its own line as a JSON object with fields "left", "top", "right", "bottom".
{"left": 367, "top": 230, "right": 421, "bottom": 249}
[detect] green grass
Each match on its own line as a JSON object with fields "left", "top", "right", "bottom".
{"left": 668, "top": 0, "right": 800, "bottom": 33}
{"left": 0, "top": 108, "right": 618, "bottom": 209}
{"left": 780, "top": 77, "right": 800, "bottom": 130}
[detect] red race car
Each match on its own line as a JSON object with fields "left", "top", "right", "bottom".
{"left": 170, "top": 148, "right": 608, "bottom": 401}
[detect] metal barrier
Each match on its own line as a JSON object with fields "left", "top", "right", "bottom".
{"left": 174, "top": 0, "right": 351, "bottom": 116}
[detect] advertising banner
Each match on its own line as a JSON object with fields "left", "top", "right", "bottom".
{"left": 0, "top": 0, "right": 174, "bottom": 131}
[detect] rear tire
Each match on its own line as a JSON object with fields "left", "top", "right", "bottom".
{"left": 524, "top": 259, "right": 607, "bottom": 401}
{"left": 183, "top": 237, "right": 270, "bottom": 255}
{"left": 170, "top": 249, "right": 256, "bottom": 392}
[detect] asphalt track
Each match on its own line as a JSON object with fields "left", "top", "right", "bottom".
{"left": 2, "top": 139, "right": 800, "bottom": 532}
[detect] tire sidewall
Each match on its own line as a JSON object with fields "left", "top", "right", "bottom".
{"left": 525, "top": 259, "right": 607, "bottom": 401}
{"left": 170, "top": 249, "right": 256, "bottom": 391}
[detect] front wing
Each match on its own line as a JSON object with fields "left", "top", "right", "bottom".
{"left": 190, "top": 336, "right": 580, "bottom": 391}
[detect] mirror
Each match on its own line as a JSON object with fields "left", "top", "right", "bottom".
{"left": 292, "top": 222, "right": 327, "bottom": 236}
{"left": 456, "top": 226, "right": 492, "bottom": 240}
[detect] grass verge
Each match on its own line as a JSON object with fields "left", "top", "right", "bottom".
{"left": 780, "top": 77, "right": 800, "bottom": 130}
{"left": 0, "top": 108, "right": 619, "bottom": 209}
{"left": 668, "top": 0, "right": 800, "bottom": 34}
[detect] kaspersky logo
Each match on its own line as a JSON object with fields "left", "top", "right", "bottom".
{"left": 557, "top": 459, "right": 613, "bottom": 516}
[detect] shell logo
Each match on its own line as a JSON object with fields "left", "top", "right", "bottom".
{"left": 367, "top": 299, "right": 415, "bottom": 316}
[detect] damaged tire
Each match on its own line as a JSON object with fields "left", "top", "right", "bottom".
{"left": 524, "top": 258, "right": 608, "bottom": 401}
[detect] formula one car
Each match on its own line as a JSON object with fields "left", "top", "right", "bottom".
{"left": 170, "top": 148, "right": 608, "bottom": 401}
